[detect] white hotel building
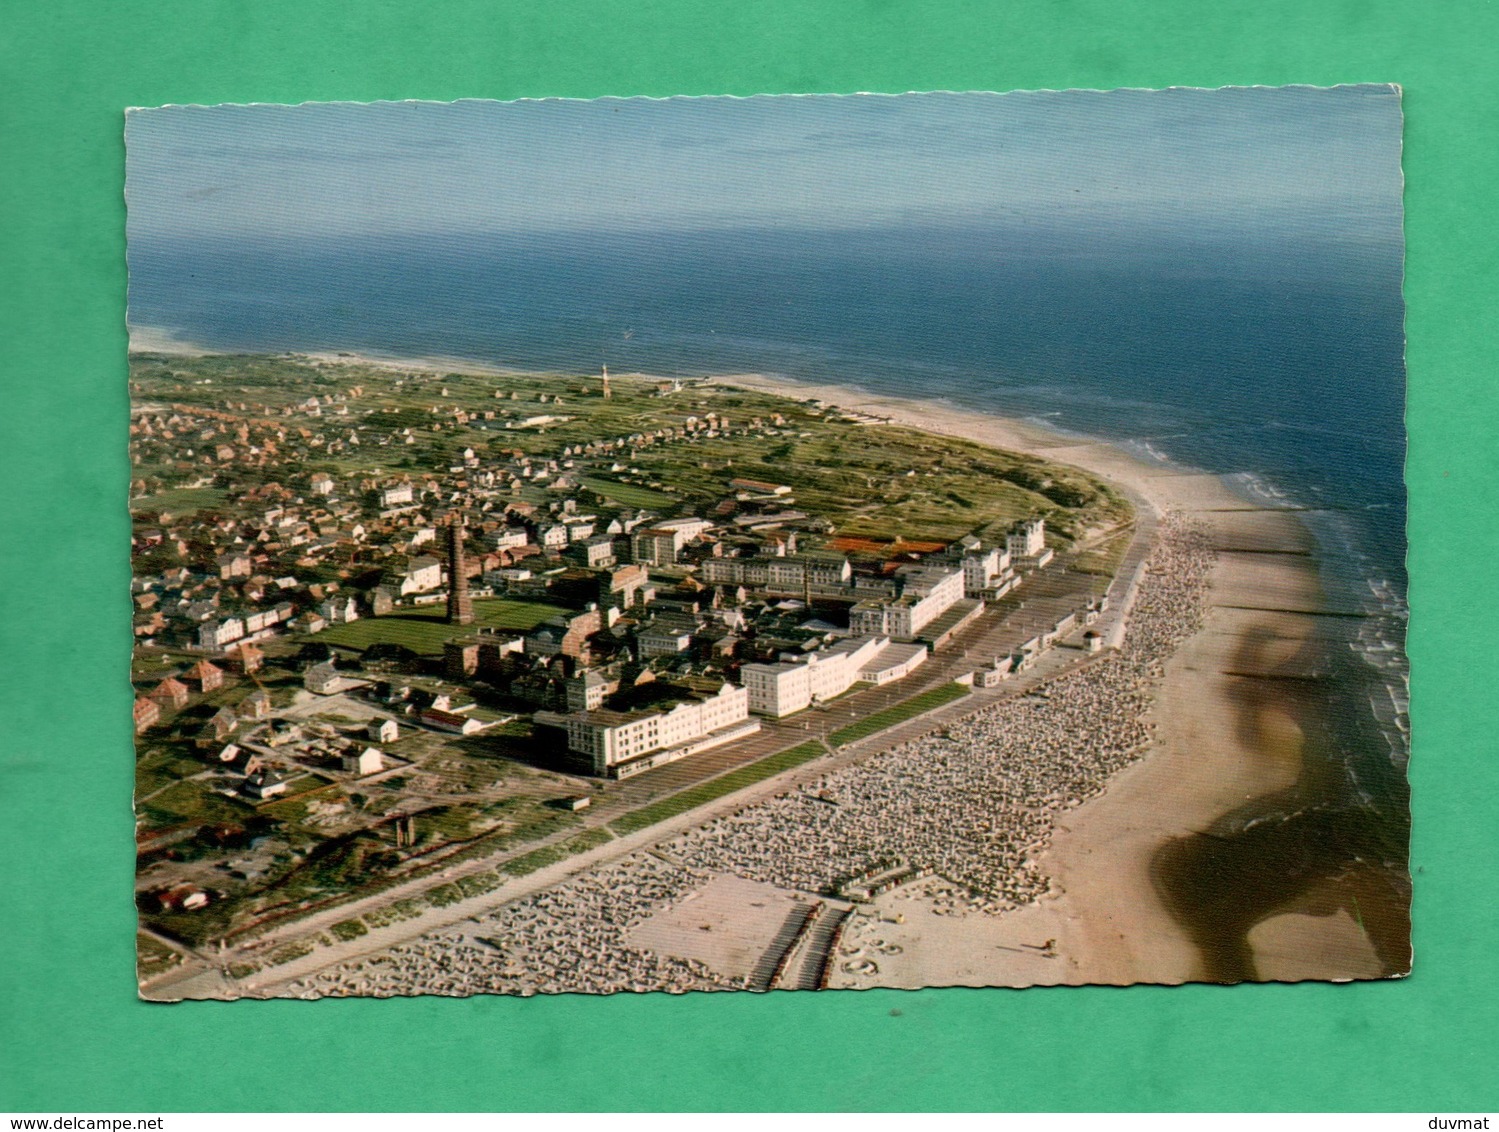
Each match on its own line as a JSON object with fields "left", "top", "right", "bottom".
{"left": 741, "top": 635, "right": 928, "bottom": 718}
{"left": 962, "top": 544, "right": 1011, "bottom": 596}
{"left": 848, "top": 562, "right": 965, "bottom": 640}
{"left": 536, "top": 681, "right": 756, "bottom": 778}
{"left": 1007, "top": 518, "right": 1054, "bottom": 568}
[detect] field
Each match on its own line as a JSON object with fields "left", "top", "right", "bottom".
{"left": 576, "top": 475, "right": 677, "bottom": 509}
{"left": 135, "top": 747, "right": 211, "bottom": 799}
{"left": 135, "top": 933, "right": 183, "bottom": 979}
{"left": 828, "top": 683, "right": 970, "bottom": 747}
{"left": 131, "top": 487, "right": 229, "bottom": 515}
{"left": 137, "top": 779, "right": 260, "bottom": 827}
{"left": 309, "top": 599, "right": 568, "bottom": 653}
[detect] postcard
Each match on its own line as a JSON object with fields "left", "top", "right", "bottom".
{"left": 127, "top": 88, "right": 1409, "bottom": 999}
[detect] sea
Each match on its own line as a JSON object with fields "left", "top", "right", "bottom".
{"left": 128, "top": 222, "right": 1411, "bottom": 969}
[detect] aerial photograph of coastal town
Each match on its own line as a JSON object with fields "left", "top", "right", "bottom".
{"left": 125, "top": 88, "right": 1410, "bottom": 999}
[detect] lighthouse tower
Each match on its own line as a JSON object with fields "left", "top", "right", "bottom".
{"left": 445, "top": 515, "right": 474, "bottom": 625}
{"left": 601, "top": 364, "right": 611, "bottom": 401}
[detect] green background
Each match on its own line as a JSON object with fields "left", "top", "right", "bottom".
{"left": 1, "top": 0, "right": 1493, "bottom": 1112}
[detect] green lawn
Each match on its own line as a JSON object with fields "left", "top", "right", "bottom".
{"left": 309, "top": 598, "right": 568, "bottom": 653}
{"left": 608, "top": 740, "right": 826, "bottom": 837}
{"left": 828, "top": 683, "right": 971, "bottom": 747}
{"left": 576, "top": 475, "right": 677, "bottom": 509}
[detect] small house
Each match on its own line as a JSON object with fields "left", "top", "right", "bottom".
{"left": 241, "top": 766, "right": 288, "bottom": 800}
{"left": 304, "top": 661, "right": 342, "bottom": 695}
{"left": 238, "top": 689, "right": 272, "bottom": 720}
{"left": 186, "top": 660, "right": 226, "bottom": 692}
{"left": 342, "top": 747, "right": 384, "bottom": 776}
{"left": 149, "top": 677, "right": 190, "bottom": 710}
{"left": 133, "top": 697, "right": 161, "bottom": 734}
{"left": 366, "top": 718, "right": 399, "bottom": 743}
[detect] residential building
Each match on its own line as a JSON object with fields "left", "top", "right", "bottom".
{"left": 319, "top": 595, "right": 359, "bottom": 624}
{"left": 226, "top": 642, "right": 264, "bottom": 674}
{"left": 701, "top": 555, "right": 772, "bottom": 587}
{"left": 701, "top": 547, "right": 845, "bottom": 591}
{"left": 637, "top": 622, "right": 695, "bottom": 658}
{"left": 961, "top": 544, "right": 1010, "bottom": 596}
{"left": 198, "top": 616, "right": 246, "bottom": 649}
{"left": 419, "top": 707, "right": 483, "bottom": 735}
{"left": 133, "top": 696, "right": 160, "bottom": 733}
{"left": 342, "top": 747, "right": 384, "bottom": 776}
{"left": 652, "top": 516, "right": 713, "bottom": 545}
{"left": 565, "top": 669, "right": 618, "bottom": 712}
{"left": 379, "top": 482, "right": 414, "bottom": 508}
{"left": 148, "top": 677, "right": 190, "bottom": 710}
{"left": 597, "top": 563, "right": 647, "bottom": 609}
{"left": 630, "top": 527, "right": 679, "bottom": 566}
{"left": 241, "top": 766, "right": 288, "bottom": 800}
{"left": 570, "top": 535, "right": 618, "bottom": 569}
{"left": 524, "top": 609, "right": 604, "bottom": 661}
{"left": 196, "top": 706, "right": 240, "bottom": 750}
{"left": 538, "top": 523, "right": 570, "bottom": 550}
{"left": 185, "top": 660, "right": 225, "bottom": 692}
{"left": 366, "top": 718, "right": 399, "bottom": 743}
{"left": 444, "top": 638, "right": 480, "bottom": 680}
{"left": 565, "top": 521, "right": 598, "bottom": 543}
{"left": 304, "top": 661, "right": 342, "bottom": 694}
{"left": 380, "top": 555, "right": 443, "bottom": 597}
{"left": 485, "top": 526, "right": 531, "bottom": 551}
{"left": 239, "top": 689, "right": 272, "bottom": 720}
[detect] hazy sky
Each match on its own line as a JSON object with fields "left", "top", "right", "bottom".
{"left": 125, "top": 87, "right": 1404, "bottom": 241}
